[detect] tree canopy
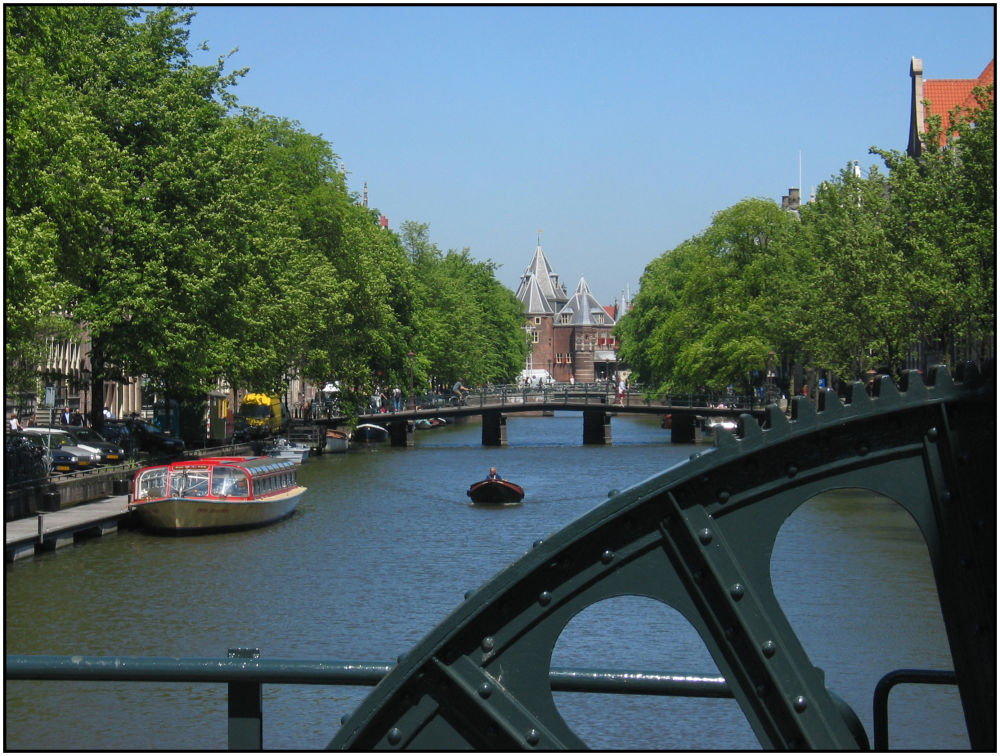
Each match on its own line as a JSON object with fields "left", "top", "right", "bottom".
{"left": 617, "top": 88, "right": 994, "bottom": 396}
{"left": 5, "top": 6, "right": 528, "bottom": 421}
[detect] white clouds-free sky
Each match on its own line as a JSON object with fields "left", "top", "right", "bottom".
{"left": 186, "top": 4, "right": 994, "bottom": 307}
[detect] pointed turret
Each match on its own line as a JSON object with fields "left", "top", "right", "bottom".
{"left": 516, "top": 244, "right": 568, "bottom": 307}
{"left": 556, "top": 278, "right": 614, "bottom": 326}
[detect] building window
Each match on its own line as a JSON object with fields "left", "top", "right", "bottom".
{"left": 534, "top": 317, "right": 541, "bottom": 325}
{"left": 532, "top": 331, "right": 539, "bottom": 343}
{"left": 560, "top": 313, "right": 571, "bottom": 324}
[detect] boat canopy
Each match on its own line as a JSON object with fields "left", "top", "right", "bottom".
{"left": 134, "top": 457, "right": 298, "bottom": 501}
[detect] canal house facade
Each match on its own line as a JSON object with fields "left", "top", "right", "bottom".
{"left": 514, "top": 243, "right": 626, "bottom": 384}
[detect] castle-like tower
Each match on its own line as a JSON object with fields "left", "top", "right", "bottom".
{"left": 514, "top": 241, "right": 622, "bottom": 383}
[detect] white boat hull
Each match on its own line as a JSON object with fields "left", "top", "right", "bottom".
{"left": 133, "top": 486, "right": 305, "bottom": 533}
{"left": 325, "top": 434, "right": 350, "bottom": 453}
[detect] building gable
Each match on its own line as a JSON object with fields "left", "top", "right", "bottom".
{"left": 909, "top": 57, "right": 994, "bottom": 156}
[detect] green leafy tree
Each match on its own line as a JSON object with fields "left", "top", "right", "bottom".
{"left": 871, "top": 87, "right": 995, "bottom": 368}
{"left": 618, "top": 199, "right": 801, "bottom": 393}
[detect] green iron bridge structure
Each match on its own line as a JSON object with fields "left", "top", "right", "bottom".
{"left": 6, "top": 364, "right": 994, "bottom": 750}
{"left": 312, "top": 385, "right": 767, "bottom": 446}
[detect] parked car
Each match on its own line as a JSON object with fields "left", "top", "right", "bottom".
{"left": 53, "top": 425, "right": 126, "bottom": 464}
{"left": 22, "top": 428, "right": 100, "bottom": 470}
{"left": 5, "top": 431, "right": 52, "bottom": 481}
{"left": 101, "top": 418, "right": 186, "bottom": 455}
{"left": 20, "top": 432, "right": 81, "bottom": 473}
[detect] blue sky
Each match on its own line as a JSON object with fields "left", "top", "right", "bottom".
{"left": 186, "top": 5, "right": 994, "bottom": 307}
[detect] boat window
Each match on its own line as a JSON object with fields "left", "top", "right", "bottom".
{"left": 169, "top": 469, "right": 209, "bottom": 498}
{"left": 136, "top": 467, "right": 168, "bottom": 499}
{"left": 212, "top": 468, "right": 248, "bottom": 497}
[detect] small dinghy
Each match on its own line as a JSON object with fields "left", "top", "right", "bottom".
{"left": 467, "top": 468, "right": 524, "bottom": 505}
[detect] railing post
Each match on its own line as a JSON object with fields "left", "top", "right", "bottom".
{"left": 227, "top": 648, "right": 262, "bottom": 750}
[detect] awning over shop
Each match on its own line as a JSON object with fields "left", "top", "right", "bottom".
{"left": 594, "top": 350, "right": 617, "bottom": 361}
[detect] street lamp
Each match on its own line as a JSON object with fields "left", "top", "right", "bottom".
{"left": 80, "top": 367, "right": 92, "bottom": 424}
{"left": 407, "top": 352, "right": 416, "bottom": 410}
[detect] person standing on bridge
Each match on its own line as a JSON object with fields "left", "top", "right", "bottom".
{"left": 617, "top": 376, "right": 626, "bottom": 406}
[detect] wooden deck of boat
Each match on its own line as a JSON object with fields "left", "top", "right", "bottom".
{"left": 5, "top": 495, "right": 132, "bottom": 562}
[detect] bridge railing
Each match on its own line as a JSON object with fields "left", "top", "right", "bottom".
{"left": 5, "top": 650, "right": 730, "bottom": 750}
{"left": 462, "top": 384, "right": 761, "bottom": 411}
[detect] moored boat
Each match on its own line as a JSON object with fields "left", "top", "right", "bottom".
{"left": 325, "top": 429, "right": 350, "bottom": 453}
{"left": 131, "top": 457, "right": 305, "bottom": 533}
{"left": 353, "top": 423, "right": 389, "bottom": 443}
{"left": 467, "top": 469, "right": 524, "bottom": 505}
{"left": 264, "top": 437, "right": 311, "bottom": 463}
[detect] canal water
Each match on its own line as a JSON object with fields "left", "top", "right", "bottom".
{"left": 5, "top": 414, "right": 967, "bottom": 750}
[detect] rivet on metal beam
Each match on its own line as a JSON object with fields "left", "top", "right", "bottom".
{"left": 927, "top": 427, "right": 939, "bottom": 441}
{"left": 481, "top": 637, "right": 495, "bottom": 652}
{"left": 761, "top": 640, "right": 777, "bottom": 658}
{"left": 793, "top": 695, "right": 808, "bottom": 712}
{"left": 525, "top": 729, "right": 540, "bottom": 746}
{"left": 478, "top": 682, "right": 493, "bottom": 699}
{"left": 717, "top": 490, "right": 730, "bottom": 503}
{"left": 387, "top": 727, "right": 402, "bottom": 745}
{"left": 538, "top": 591, "right": 552, "bottom": 606}
{"left": 698, "top": 528, "right": 713, "bottom": 545}
{"left": 729, "top": 583, "right": 745, "bottom": 601}
{"left": 600, "top": 549, "right": 615, "bottom": 564}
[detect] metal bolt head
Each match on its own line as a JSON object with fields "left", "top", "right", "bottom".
{"left": 600, "top": 549, "right": 615, "bottom": 564}
{"left": 761, "top": 640, "right": 777, "bottom": 658}
{"left": 793, "top": 695, "right": 808, "bottom": 712}
{"left": 729, "top": 583, "right": 745, "bottom": 601}
{"left": 538, "top": 591, "right": 552, "bottom": 606}
{"left": 698, "top": 528, "right": 713, "bottom": 545}
{"left": 478, "top": 682, "right": 493, "bottom": 699}
{"left": 526, "top": 729, "right": 540, "bottom": 746}
{"left": 387, "top": 727, "right": 402, "bottom": 745}
{"left": 927, "top": 427, "right": 939, "bottom": 441}
{"left": 481, "top": 636, "right": 495, "bottom": 652}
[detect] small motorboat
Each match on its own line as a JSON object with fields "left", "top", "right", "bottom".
{"left": 325, "top": 429, "right": 350, "bottom": 453}
{"left": 353, "top": 423, "right": 389, "bottom": 443}
{"left": 467, "top": 469, "right": 524, "bottom": 505}
{"left": 263, "top": 437, "right": 311, "bottom": 463}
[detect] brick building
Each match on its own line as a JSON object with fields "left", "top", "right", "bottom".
{"left": 514, "top": 242, "right": 628, "bottom": 384}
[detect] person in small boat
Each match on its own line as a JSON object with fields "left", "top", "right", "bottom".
{"left": 487, "top": 467, "right": 499, "bottom": 480}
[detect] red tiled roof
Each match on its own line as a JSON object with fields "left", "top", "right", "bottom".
{"left": 923, "top": 60, "right": 994, "bottom": 143}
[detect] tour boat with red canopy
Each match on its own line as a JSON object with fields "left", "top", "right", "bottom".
{"left": 131, "top": 456, "right": 305, "bottom": 533}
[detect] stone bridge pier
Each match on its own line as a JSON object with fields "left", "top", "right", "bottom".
{"left": 481, "top": 411, "right": 507, "bottom": 446}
